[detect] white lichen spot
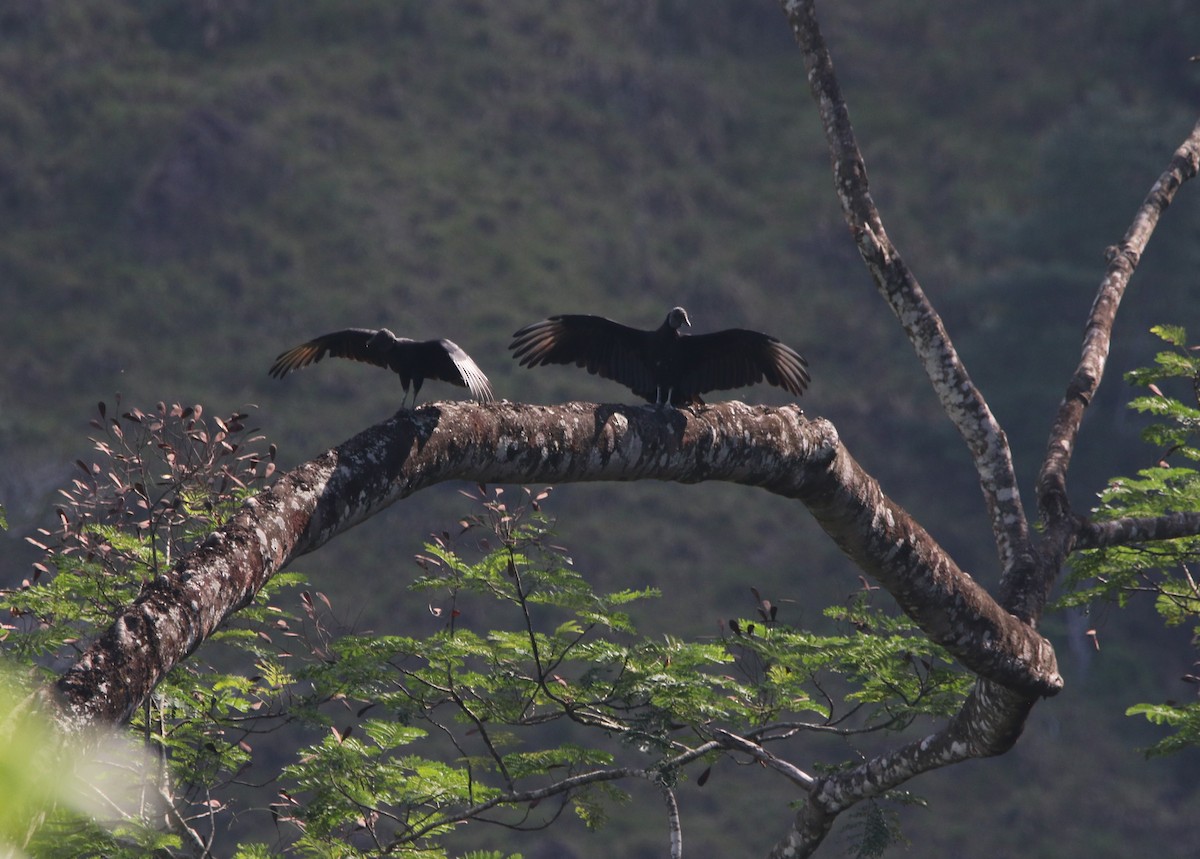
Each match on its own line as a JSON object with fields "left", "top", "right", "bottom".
{"left": 494, "top": 435, "right": 520, "bottom": 460}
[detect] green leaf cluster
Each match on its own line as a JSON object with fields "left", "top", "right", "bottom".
{"left": 274, "top": 488, "right": 967, "bottom": 855}
{"left": 841, "top": 798, "right": 911, "bottom": 859}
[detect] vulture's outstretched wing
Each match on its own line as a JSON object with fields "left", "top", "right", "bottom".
{"left": 510, "top": 314, "right": 657, "bottom": 399}
{"left": 268, "top": 328, "right": 386, "bottom": 377}
{"left": 270, "top": 329, "right": 493, "bottom": 404}
{"left": 405, "top": 339, "right": 494, "bottom": 402}
{"left": 675, "top": 329, "right": 810, "bottom": 398}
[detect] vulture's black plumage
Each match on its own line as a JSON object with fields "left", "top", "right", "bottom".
{"left": 509, "top": 306, "right": 810, "bottom": 406}
{"left": 269, "top": 328, "right": 493, "bottom": 405}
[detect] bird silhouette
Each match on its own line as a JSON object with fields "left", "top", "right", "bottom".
{"left": 270, "top": 328, "right": 493, "bottom": 406}
{"left": 510, "top": 306, "right": 809, "bottom": 406}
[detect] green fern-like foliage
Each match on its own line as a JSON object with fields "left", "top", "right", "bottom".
{"left": 276, "top": 487, "right": 969, "bottom": 855}
{"left": 839, "top": 792, "right": 924, "bottom": 859}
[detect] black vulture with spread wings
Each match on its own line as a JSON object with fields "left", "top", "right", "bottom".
{"left": 269, "top": 328, "right": 493, "bottom": 406}
{"left": 509, "top": 306, "right": 809, "bottom": 407}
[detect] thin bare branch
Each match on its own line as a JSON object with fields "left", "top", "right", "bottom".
{"left": 401, "top": 740, "right": 724, "bottom": 845}
{"left": 780, "top": 0, "right": 1030, "bottom": 574}
{"left": 712, "top": 729, "right": 816, "bottom": 790}
{"left": 1038, "top": 121, "right": 1200, "bottom": 530}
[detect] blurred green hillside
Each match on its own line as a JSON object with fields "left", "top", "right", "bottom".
{"left": 3, "top": 1, "right": 1200, "bottom": 856}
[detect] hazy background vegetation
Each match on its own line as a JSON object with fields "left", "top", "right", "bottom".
{"left": 3, "top": 1, "right": 1200, "bottom": 855}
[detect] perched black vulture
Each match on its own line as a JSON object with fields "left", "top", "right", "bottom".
{"left": 269, "top": 328, "right": 494, "bottom": 406}
{"left": 509, "top": 306, "right": 810, "bottom": 406}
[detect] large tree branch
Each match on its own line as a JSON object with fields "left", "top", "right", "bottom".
{"left": 53, "top": 401, "right": 1060, "bottom": 731}
{"left": 782, "top": 0, "right": 1030, "bottom": 575}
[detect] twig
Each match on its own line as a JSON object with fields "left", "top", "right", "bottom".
{"left": 712, "top": 728, "right": 816, "bottom": 790}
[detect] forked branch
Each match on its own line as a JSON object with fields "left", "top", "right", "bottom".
{"left": 775, "top": 2, "right": 1200, "bottom": 856}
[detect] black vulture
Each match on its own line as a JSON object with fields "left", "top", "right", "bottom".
{"left": 269, "top": 328, "right": 494, "bottom": 406}
{"left": 509, "top": 306, "right": 810, "bottom": 406}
